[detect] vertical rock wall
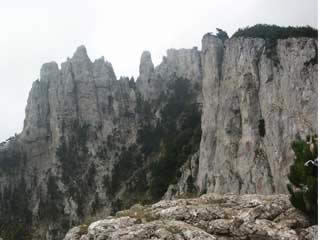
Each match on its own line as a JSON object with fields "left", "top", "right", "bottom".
{"left": 197, "top": 35, "right": 317, "bottom": 194}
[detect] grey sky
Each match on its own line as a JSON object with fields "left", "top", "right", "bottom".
{"left": 0, "top": 0, "right": 317, "bottom": 141}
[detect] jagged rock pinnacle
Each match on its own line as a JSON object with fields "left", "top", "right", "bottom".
{"left": 40, "top": 61, "right": 59, "bottom": 82}
{"left": 139, "top": 50, "right": 154, "bottom": 77}
{"left": 72, "top": 45, "right": 89, "bottom": 60}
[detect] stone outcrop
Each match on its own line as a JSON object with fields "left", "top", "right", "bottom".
{"left": 64, "top": 193, "right": 317, "bottom": 240}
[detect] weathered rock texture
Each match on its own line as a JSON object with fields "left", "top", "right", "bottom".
{"left": 198, "top": 35, "right": 317, "bottom": 195}
{"left": 64, "top": 193, "right": 317, "bottom": 240}
{"left": 0, "top": 33, "right": 317, "bottom": 240}
{"left": 0, "top": 44, "right": 202, "bottom": 239}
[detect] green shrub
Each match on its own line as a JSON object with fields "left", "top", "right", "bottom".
{"left": 287, "top": 134, "right": 318, "bottom": 224}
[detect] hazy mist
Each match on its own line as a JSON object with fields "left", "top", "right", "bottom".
{"left": 0, "top": 0, "right": 317, "bottom": 141}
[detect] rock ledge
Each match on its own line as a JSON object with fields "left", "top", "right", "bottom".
{"left": 64, "top": 193, "right": 317, "bottom": 240}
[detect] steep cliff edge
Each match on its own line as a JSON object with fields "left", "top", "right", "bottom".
{"left": 198, "top": 35, "right": 317, "bottom": 195}
{"left": 0, "top": 30, "right": 317, "bottom": 239}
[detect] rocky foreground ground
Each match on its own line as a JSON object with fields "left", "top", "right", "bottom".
{"left": 64, "top": 193, "right": 317, "bottom": 240}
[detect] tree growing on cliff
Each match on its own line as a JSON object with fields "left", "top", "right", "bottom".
{"left": 216, "top": 28, "right": 229, "bottom": 43}
{"left": 287, "top": 134, "right": 318, "bottom": 224}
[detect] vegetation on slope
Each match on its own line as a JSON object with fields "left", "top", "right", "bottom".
{"left": 149, "top": 78, "right": 201, "bottom": 200}
{"left": 0, "top": 178, "right": 33, "bottom": 240}
{"left": 232, "top": 24, "right": 318, "bottom": 65}
{"left": 232, "top": 24, "right": 317, "bottom": 40}
{"left": 0, "top": 141, "right": 24, "bottom": 175}
{"left": 287, "top": 135, "right": 318, "bottom": 224}
{"left": 55, "top": 120, "right": 95, "bottom": 218}
{"left": 56, "top": 120, "right": 90, "bottom": 184}
{"left": 109, "top": 77, "right": 202, "bottom": 207}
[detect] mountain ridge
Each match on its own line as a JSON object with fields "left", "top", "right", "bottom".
{"left": 0, "top": 29, "right": 317, "bottom": 239}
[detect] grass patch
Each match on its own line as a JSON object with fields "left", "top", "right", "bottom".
{"left": 116, "top": 204, "right": 159, "bottom": 223}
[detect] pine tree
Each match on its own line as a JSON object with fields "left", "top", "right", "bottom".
{"left": 216, "top": 28, "right": 229, "bottom": 43}
{"left": 287, "top": 134, "right": 318, "bottom": 224}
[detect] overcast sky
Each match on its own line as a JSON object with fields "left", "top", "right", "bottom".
{"left": 0, "top": 0, "right": 317, "bottom": 141}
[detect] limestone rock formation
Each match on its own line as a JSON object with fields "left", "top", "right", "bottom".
{"left": 0, "top": 43, "right": 203, "bottom": 239}
{"left": 0, "top": 30, "right": 317, "bottom": 239}
{"left": 64, "top": 193, "right": 317, "bottom": 240}
{"left": 136, "top": 47, "right": 202, "bottom": 100}
{"left": 198, "top": 35, "right": 317, "bottom": 194}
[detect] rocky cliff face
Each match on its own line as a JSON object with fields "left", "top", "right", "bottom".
{"left": 0, "top": 44, "right": 202, "bottom": 239}
{"left": 0, "top": 33, "right": 317, "bottom": 240}
{"left": 198, "top": 35, "right": 317, "bottom": 195}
